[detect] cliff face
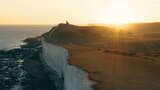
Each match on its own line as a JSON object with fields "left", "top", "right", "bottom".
{"left": 41, "top": 40, "right": 93, "bottom": 90}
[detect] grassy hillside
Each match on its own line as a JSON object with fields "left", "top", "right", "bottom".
{"left": 43, "top": 22, "right": 160, "bottom": 90}
{"left": 44, "top": 23, "right": 160, "bottom": 52}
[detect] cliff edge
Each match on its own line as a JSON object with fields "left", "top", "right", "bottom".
{"left": 42, "top": 23, "right": 160, "bottom": 90}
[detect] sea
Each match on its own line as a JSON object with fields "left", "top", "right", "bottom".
{"left": 0, "top": 25, "right": 53, "bottom": 90}
{"left": 0, "top": 25, "right": 52, "bottom": 49}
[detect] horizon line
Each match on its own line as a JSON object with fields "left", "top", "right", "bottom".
{"left": 0, "top": 21, "right": 160, "bottom": 26}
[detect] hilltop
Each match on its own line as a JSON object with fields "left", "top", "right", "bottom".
{"left": 44, "top": 23, "right": 160, "bottom": 52}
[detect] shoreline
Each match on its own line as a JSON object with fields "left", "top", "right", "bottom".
{"left": 0, "top": 37, "right": 57, "bottom": 90}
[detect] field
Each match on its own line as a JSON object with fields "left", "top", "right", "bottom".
{"left": 45, "top": 23, "right": 160, "bottom": 90}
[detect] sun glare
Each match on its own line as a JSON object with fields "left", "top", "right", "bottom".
{"left": 102, "top": 0, "right": 136, "bottom": 26}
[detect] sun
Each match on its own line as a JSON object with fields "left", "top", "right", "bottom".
{"left": 102, "top": 0, "right": 136, "bottom": 26}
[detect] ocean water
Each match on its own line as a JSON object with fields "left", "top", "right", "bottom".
{"left": 0, "top": 25, "right": 52, "bottom": 49}
{"left": 0, "top": 25, "right": 53, "bottom": 90}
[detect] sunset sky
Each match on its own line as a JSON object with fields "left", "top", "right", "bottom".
{"left": 0, "top": 0, "right": 160, "bottom": 25}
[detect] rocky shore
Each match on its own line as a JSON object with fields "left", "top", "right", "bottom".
{"left": 0, "top": 37, "right": 57, "bottom": 90}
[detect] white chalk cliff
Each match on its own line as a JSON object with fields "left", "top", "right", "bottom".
{"left": 41, "top": 40, "right": 93, "bottom": 90}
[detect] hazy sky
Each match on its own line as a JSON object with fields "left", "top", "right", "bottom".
{"left": 0, "top": 0, "right": 160, "bottom": 25}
